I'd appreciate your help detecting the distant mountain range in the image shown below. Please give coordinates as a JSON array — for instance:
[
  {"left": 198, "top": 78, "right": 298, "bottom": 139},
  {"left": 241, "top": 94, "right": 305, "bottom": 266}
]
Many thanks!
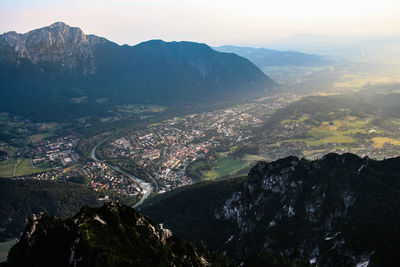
[
  {"left": 267, "top": 34, "right": 400, "bottom": 63},
  {"left": 143, "top": 153, "right": 400, "bottom": 266},
  {"left": 0, "top": 22, "right": 275, "bottom": 120},
  {"left": 215, "top": 45, "right": 334, "bottom": 68}
]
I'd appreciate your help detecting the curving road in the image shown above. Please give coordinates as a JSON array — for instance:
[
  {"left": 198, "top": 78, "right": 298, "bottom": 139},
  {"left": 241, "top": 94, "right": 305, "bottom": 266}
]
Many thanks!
[{"left": 90, "top": 141, "right": 156, "bottom": 207}]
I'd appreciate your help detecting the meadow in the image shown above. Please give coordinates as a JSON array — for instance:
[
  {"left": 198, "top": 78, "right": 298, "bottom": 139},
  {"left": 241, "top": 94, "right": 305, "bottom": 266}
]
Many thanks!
[
  {"left": 295, "top": 117, "right": 371, "bottom": 146},
  {"left": 242, "top": 154, "right": 265, "bottom": 162},
  {"left": 214, "top": 157, "right": 249, "bottom": 179},
  {"left": 0, "top": 158, "right": 47, "bottom": 178},
  {"left": 29, "top": 133, "right": 54, "bottom": 144},
  {"left": 371, "top": 137, "right": 400, "bottom": 148},
  {"left": 187, "top": 155, "right": 250, "bottom": 181}
]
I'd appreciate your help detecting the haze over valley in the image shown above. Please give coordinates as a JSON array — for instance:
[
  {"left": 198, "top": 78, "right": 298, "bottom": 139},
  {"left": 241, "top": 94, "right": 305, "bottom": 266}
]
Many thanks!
[{"left": 1, "top": 1, "right": 400, "bottom": 265}]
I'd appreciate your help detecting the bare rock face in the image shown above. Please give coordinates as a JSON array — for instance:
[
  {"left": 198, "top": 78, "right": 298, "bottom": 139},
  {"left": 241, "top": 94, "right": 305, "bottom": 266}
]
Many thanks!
[
  {"left": 2, "top": 31, "right": 28, "bottom": 57},
  {"left": 2, "top": 22, "right": 106, "bottom": 74},
  {"left": 140, "top": 153, "right": 400, "bottom": 266},
  {"left": 5, "top": 202, "right": 213, "bottom": 267},
  {"left": 212, "top": 153, "right": 400, "bottom": 266}
]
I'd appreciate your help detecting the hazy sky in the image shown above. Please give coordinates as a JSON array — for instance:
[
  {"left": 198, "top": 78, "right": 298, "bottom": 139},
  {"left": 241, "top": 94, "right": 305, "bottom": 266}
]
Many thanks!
[{"left": 1, "top": 0, "right": 399, "bottom": 46}]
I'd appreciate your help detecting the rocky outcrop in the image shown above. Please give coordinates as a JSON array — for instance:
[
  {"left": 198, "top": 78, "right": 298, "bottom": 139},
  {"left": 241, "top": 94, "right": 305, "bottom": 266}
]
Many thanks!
[
  {"left": 1, "top": 22, "right": 106, "bottom": 74},
  {"left": 215, "top": 153, "right": 400, "bottom": 266},
  {"left": 143, "top": 153, "right": 400, "bottom": 266},
  {"left": 4, "top": 202, "right": 213, "bottom": 267}
]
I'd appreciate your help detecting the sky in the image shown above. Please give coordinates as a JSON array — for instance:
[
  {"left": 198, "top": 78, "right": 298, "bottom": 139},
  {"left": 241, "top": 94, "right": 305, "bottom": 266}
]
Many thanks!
[{"left": 1, "top": 0, "right": 399, "bottom": 46}]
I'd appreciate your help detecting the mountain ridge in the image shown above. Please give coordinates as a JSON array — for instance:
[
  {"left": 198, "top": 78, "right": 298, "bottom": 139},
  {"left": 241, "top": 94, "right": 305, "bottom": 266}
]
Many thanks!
[
  {"left": 2, "top": 201, "right": 311, "bottom": 267},
  {"left": 215, "top": 45, "right": 334, "bottom": 68},
  {"left": 143, "top": 153, "right": 400, "bottom": 266},
  {"left": 0, "top": 22, "right": 275, "bottom": 120},
  {"left": 3, "top": 202, "right": 216, "bottom": 266}
]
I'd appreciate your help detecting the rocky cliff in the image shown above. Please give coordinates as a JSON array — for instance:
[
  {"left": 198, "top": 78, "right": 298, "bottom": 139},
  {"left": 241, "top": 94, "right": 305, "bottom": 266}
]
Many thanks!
[
  {"left": 4, "top": 202, "right": 222, "bottom": 266},
  {"left": 144, "top": 153, "right": 400, "bottom": 266}
]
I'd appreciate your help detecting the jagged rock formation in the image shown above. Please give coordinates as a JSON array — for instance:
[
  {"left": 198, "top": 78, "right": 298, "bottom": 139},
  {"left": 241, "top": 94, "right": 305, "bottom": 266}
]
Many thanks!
[
  {"left": 0, "top": 22, "right": 275, "bottom": 120},
  {"left": 4, "top": 202, "right": 218, "bottom": 267},
  {"left": 143, "top": 153, "right": 400, "bottom": 266},
  {"left": 2, "top": 22, "right": 105, "bottom": 74},
  {"left": 5, "top": 153, "right": 395, "bottom": 266}
]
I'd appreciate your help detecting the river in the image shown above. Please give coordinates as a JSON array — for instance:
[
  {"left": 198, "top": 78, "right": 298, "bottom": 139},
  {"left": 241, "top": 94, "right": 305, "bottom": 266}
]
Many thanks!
[{"left": 90, "top": 141, "right": 155, "bottom": 207}]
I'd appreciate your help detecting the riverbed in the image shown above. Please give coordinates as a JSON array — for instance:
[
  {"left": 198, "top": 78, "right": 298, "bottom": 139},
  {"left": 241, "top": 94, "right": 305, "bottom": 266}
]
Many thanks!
[{"left": 90, "top": 141, "right": 154, "bottom": 207}]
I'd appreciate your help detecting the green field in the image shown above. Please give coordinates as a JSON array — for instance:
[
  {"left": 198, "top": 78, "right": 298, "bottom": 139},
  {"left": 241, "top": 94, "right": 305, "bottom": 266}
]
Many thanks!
[
  {"left": 187, "top": 155, "right": 249, "bottom": 181},
  {"left": 0, "top": 113, "right": 9, "bottom": 122},
  {"left": 69, "top": 96, "right": 88, "bottom": 104},
  {"left": 29, "top": 133, "right": 54, "bottom": 144},
  {"left": 300, "top": 135, "right": 357, "bottom": 146},
  {"left": 242, "top": 154, "right": 265, "bottom": 162},
  {"left": 216, "top": 146, "right": 237, "bottom": 158},
  {"left": 100, "top": 117, "right": 114, "bottom": 123},
  {"left": 77, "top": 116, "right": 91, "bottom": 123},
  {"left": 147, "top": 123, "right": 162, "bottom": 128},
  {"left": 117, "top": 104, "right": 165, "bottom": 114},
  {"left": 296, "top": 117, "right": 371, "bottom": 146},
  {"left": 333, "top": 74, "right": 400, "bottom": 89},
  {"left": 96, "top": 97, "right": 109, "bottom": 104},
  {"left": 186, "top": 159, "right": 215, "bottom": 180},
  {"left": 39, "top": 122, "right": 60, "bottom": 131},
  {"left": 214, "top": 157, "right": 249, "bottom": 179},
  {"left": 0, "top": 158, "right": 48, "bottom": 178},
  {"left": 371, "top": 137, "right": 400, "bottom": 148},
  {"left": 0, "top": 238, "right": 17, "bottom": 262},
  {"left": 201, "top": 169, "right": 217, "bottom": 180}
]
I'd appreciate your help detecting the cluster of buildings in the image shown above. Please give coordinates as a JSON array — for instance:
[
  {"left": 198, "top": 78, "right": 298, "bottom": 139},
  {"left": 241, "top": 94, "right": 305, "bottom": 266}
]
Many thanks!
[
  {"left": 22, "top": 170, "right": 60, "bottom": 181},
  {"left": 79, "top": 162, "right": 141, "bottom": 197},
  {"left": 17, "top": 160, "right": 142, "bottom": 200},
  {"left": 15, "top": 94, "right": 298, "bottom": 199},
  {"left": 16, "top": 136, "right": 142, "bottom": 201},
  {"left": 9, "top": 91, "right": 400, "bottom": 208},
  {"left": 31, "top": 137, "right": 80, "bottom": 167},
  {"left": 100, "top": 100, "right": 287, "bottom": 191},
  {"left": 262, "top": 141, "right": 308, "bottom": 162}
]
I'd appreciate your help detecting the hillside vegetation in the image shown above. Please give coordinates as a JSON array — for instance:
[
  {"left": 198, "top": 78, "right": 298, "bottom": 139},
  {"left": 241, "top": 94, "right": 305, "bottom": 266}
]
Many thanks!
[{"left": 0, "top": 179, "right": 99, "bottom": 241}]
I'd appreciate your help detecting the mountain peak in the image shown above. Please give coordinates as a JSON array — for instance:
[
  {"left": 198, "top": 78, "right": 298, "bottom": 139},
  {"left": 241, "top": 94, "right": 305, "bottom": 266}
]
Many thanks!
[
  {"left": 49, "top": 21, "right": 69, "bottom": 28},
  {"left": 0, "top": 22, "right": 107, "bottom": 73},
  {"left": 0, "top": 23, "right": 275, "bottom": 119},
  {"left": 29, "top": 22, "right": 87, "bottom": 45},
  {"left": 5, "top": 202, "right": 217, "bottom": 266}
]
